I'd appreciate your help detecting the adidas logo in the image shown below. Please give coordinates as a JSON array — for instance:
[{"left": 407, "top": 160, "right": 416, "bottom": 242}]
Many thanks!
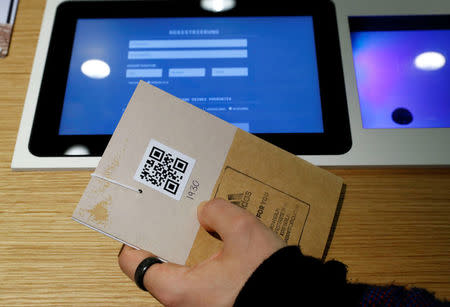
[{"left": 227, "top": 191, "right": 251, "bottom": 209}]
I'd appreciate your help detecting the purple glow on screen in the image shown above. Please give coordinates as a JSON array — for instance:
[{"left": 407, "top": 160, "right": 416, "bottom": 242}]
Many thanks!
[{"left": 351, "top": 30, "right": 450, "bottom": 129}]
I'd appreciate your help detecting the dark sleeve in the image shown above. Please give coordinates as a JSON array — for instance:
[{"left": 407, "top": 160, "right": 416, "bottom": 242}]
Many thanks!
[
  {"left": 234, "top": 246, "right": 448, "bottom": 307},
  {"left": 359, "top": 285, "right": 449, "bottom": 306}
]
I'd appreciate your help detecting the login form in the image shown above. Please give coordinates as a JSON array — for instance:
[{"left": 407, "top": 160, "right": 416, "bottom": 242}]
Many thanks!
[{"left": 60, "top": 17, "right": 324, "bottom": 135}]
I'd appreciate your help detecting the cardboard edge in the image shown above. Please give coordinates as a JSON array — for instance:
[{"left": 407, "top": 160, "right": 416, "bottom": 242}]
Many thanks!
[
  {"left": 321, "top": 183, "right": 346, "bottom": 261},
  {"left": 71, "top": 216, "right": 141, "bottom": 250}
]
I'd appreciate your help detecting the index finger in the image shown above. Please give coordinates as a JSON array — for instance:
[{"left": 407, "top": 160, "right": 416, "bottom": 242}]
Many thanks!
[{"left": 118, "top": 245, "right": 188, "bottom": 305}]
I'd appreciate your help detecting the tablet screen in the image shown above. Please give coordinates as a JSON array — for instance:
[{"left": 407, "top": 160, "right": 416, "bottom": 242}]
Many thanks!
[
  {"left": 30, "top": 0, "right": 351, "bottom": 156},
  {"left": 59, "top": 16, "right": 324, "bottom": 135},
  {"left": 350, "top": 17, "right": 450, "bottom": 129}
]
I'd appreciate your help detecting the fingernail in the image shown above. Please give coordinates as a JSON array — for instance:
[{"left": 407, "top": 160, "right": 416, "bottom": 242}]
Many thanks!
[{"left": 118, "top": 244, "right": 125, "bottom": 257}]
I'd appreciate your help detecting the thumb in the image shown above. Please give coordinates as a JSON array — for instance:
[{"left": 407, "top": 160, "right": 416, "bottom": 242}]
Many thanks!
[
  {"left": 197, "top": 198, "right": 255, "bottom": 243},
  {"left": 118, "top": 245, "right": 188, "bottom": 304}
]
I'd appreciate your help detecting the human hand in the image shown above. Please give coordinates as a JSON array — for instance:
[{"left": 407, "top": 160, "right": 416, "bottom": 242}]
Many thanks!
[{"left": 118, "top": 198, "right": 286, "bottom": 307}]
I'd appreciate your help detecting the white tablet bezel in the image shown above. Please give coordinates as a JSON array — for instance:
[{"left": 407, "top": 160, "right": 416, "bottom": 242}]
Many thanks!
[
  {"left": 12, "top": 0, "right": 101, "bottom": 170},
  {"left": 305, "top": 0, "right": 450, "bottom": 167},
  {"left": 11, "top": 0, "right": 450, "bottom": 170}
]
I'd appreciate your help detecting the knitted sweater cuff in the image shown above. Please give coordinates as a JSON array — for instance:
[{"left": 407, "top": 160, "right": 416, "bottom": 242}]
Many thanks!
[{"left": 234, "top": 246, "right": 365, "bottom": 306}]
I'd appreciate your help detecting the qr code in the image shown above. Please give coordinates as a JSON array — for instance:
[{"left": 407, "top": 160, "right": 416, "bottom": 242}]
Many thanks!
[{"left": 134, "top": 139, "right": 195, "bottom": 200}]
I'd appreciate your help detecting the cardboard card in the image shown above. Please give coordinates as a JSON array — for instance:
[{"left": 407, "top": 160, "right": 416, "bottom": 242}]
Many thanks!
[
  {"left": 0, "top": 0, "right": 18, "bottom": 57},
  {"left": 72, "top": 81, "right": 344, "bottom": 265}
]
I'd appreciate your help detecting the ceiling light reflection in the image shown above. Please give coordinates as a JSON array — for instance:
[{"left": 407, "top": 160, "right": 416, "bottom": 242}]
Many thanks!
[
  {"left": 414, "top": 51, "right": 446, "bottom": 71},
  {"left": 64, "top": 145, "right": 90, "bottom": 156},
  {"left": 81, "top": 59, "right": 111, "bottom": 79},
  {"left": 200, "top": 0, "right": 235, "bottom": 12}
]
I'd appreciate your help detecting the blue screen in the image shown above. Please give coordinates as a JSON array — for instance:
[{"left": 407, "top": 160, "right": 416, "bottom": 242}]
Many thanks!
[
  {"left": 351, "top": 29, "right": 450, "bottom": 129},
  {"left": 59, "top": 17, "right": 324, "bottom": 135}
]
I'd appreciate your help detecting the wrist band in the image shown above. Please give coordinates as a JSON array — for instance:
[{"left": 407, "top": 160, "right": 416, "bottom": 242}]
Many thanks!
[{"left": 134, "top": 257, "right": 163, "bottom": 292}]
